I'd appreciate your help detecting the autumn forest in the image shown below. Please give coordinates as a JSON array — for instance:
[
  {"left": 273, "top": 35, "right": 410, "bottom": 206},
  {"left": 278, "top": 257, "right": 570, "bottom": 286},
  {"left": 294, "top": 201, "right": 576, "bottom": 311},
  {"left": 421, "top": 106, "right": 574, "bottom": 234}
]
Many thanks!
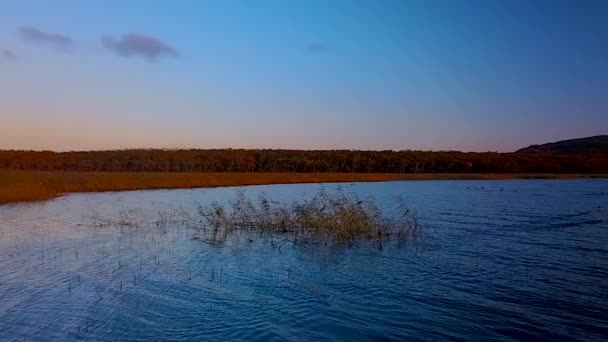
[{"left": 1, "top": 149, "right": 606, "bottom": 174}]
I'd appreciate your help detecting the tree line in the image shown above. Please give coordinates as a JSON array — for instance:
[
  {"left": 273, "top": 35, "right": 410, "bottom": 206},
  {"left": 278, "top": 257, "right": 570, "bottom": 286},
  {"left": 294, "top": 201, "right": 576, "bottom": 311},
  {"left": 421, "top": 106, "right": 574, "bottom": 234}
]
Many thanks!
[{"left": 0, "top": 149, "right": 605, "bottom": 173}]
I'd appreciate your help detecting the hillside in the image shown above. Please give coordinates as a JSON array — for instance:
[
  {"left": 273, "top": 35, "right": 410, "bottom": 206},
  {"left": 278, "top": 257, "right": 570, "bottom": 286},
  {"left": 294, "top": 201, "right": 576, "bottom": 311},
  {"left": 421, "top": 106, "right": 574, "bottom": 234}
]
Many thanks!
[{"left": 517, "top": 135, "right": 608, "bottom": 154}]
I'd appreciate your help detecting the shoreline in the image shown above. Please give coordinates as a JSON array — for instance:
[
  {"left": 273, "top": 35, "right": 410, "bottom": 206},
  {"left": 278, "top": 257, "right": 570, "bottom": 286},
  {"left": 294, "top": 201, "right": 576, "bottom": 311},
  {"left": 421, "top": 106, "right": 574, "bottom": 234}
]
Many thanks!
[{"left": 1, "top": 170, "right": 606, "bottom": 205}]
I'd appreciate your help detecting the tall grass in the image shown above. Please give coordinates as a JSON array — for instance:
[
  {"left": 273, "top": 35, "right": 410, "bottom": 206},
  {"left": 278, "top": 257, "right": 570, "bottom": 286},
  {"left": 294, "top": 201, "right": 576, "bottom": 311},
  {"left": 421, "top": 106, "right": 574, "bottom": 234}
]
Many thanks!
[
  {"left": 1, "top": 169, "right": 603, "bottom": 205},
  {"left": 0, "top": 170, "right": 409, "bottom": 205}
]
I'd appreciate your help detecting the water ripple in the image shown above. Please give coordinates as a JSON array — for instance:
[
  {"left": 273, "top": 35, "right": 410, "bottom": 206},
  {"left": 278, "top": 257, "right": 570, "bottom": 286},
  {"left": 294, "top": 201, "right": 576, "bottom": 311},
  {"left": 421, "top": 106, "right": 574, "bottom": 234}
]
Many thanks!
[{"left": 0, "top": 179, "right": 607, "bottom": 341}]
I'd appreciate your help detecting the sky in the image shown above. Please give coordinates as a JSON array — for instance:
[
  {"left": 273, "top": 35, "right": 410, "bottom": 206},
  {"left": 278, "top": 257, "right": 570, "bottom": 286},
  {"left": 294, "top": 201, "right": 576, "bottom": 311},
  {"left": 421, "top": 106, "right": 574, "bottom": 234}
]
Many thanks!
[{"left": 0, "top": 0, "right": 606, "bottom": 152}]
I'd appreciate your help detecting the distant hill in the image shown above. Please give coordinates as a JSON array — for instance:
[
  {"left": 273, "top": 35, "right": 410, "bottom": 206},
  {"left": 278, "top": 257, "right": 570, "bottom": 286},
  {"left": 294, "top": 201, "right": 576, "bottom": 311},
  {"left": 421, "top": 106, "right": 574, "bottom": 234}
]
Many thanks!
[{"left": 517, "top": 135, "right": 608, "bottom": 154}]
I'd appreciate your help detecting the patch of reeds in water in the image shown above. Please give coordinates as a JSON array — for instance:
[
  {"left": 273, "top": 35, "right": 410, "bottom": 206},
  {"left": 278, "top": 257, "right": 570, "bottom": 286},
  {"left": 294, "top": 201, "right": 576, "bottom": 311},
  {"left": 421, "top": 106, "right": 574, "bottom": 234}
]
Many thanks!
[
  {"left": 83, "top": 187, "right": 421, "bottom": 248},
  {"left": 190, "top": 189, "right": 421, "bottom": 246}
]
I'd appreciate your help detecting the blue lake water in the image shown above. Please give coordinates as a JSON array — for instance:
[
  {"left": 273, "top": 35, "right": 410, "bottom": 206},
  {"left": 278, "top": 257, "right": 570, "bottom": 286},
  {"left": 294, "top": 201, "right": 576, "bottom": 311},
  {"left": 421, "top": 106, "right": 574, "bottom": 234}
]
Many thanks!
[{"left": 1, "top": 179, "right": 607, "bottom": 341}]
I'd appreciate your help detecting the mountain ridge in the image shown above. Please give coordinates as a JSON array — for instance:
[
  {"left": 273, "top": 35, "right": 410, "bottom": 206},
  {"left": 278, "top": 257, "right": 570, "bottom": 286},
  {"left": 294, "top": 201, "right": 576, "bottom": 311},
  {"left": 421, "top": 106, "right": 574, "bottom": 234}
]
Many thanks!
[{"left": 517, "top": 135, "right": 608, "bottom": 154}]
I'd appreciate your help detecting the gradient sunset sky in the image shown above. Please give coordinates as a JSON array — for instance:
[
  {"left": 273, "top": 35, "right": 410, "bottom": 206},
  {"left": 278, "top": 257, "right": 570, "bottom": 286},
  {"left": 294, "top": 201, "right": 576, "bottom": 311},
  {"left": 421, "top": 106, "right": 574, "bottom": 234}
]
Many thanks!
[{"left": 1, "top": 0, "right": 606, "bottom": 152}]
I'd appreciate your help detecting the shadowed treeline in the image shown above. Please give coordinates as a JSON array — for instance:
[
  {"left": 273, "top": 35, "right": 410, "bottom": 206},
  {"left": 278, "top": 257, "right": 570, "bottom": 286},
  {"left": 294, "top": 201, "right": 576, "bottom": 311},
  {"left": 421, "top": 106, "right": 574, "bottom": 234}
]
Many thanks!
[{"left": 1, "top": 149, "right": 607, "bottom": 173}]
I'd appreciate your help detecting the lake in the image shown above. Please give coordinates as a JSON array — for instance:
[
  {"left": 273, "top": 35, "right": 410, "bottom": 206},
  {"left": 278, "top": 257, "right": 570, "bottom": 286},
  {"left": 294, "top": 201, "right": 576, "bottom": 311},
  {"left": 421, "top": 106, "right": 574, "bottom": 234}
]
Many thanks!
[{"left": 1, "top": 179, "right": 607, "bottom": 341}]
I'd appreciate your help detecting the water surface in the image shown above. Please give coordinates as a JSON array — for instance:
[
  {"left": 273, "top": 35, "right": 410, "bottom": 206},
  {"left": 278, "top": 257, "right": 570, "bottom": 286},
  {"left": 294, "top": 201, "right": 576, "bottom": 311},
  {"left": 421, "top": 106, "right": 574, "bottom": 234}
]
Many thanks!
[{"left": 1, "top": 179, "right": 607, "bottom": 341}]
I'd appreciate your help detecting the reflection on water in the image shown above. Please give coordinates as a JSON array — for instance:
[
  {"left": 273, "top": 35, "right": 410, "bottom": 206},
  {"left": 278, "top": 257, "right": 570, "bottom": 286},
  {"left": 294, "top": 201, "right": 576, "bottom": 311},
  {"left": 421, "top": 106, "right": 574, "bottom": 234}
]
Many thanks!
[{"left": 1, "top": 180, "right": 607, "bottom": 341}]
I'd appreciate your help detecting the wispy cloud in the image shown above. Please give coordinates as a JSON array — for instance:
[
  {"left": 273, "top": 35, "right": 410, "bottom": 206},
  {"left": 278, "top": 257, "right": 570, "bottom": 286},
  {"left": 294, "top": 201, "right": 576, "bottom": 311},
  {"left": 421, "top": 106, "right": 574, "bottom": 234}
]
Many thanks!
[
  {"left": 101, "top": 33, "right": 178, "bottom": 62},
  {"left": 18, "top": 26, "right": 76, "bottom": 50},
  {"left": 1, "top": 49, "right": 17, "bottom": 62},
  {"left": 307, "top": 42, "right": 331, "bottom": 53}
]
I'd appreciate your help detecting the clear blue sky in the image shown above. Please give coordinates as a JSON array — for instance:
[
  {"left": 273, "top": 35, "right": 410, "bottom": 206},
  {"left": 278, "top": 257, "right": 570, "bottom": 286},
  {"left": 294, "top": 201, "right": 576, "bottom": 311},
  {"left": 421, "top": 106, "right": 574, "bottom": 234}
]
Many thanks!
[{"left": 1, "top": 0, "right": 606, "bottom": 152}]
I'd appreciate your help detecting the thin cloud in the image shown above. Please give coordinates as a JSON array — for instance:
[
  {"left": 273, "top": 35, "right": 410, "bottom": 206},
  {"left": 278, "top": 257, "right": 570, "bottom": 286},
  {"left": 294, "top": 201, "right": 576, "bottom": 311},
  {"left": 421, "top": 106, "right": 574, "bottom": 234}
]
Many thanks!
[
  {"left": 1, "top": 49, "right": 17, "bottom": 62},
  {"left": 18, "top": 26, "right": 75, "bottom": 50},
  {"left": 101, "top": 33, "right": 178, "bottom": 62},
  {"left": 307, "top": 42, "right": 331, "bottom": 53}
]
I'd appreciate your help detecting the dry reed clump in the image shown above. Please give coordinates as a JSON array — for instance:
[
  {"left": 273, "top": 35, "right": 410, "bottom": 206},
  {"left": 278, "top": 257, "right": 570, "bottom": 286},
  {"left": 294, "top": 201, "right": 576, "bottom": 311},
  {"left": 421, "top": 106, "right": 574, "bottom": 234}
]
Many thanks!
[{"left": 189, "top": 189, "right": 421, "bottom": 246}]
